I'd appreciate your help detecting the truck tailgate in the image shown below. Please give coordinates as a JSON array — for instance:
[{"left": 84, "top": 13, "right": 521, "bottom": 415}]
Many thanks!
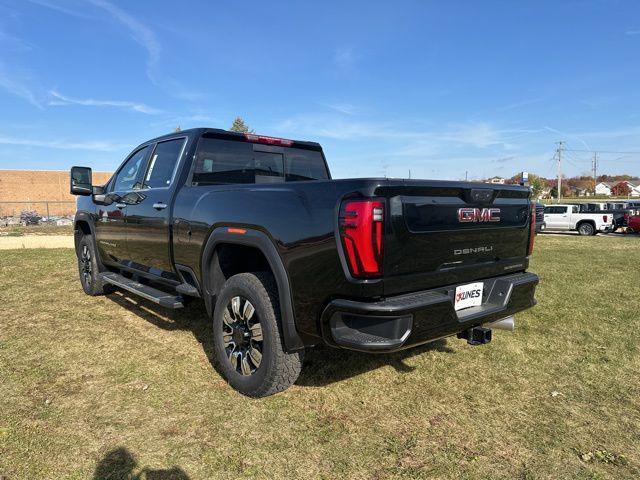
[{"left": 378, "top": 182, "right": 532, "bottom": 296}]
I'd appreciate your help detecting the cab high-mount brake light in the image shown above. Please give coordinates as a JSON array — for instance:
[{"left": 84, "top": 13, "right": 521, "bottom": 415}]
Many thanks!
[
  {"left": 339, "top": 199, "right": 384, "bottom": 278},
  {"left": 244, "top": 133, "right": 294, "bottom": 147}
]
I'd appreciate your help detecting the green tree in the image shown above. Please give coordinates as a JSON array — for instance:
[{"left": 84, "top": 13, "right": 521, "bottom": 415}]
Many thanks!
[
  {"left": 229, "top": 117, "right": 253, "bottom": 133},
  {"left": 528, "top": 174, "right": 546, "bottom": 198}
]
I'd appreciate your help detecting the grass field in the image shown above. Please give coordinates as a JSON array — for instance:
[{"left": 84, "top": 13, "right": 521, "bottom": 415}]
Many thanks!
[{"left": 1, "top": 235, "right": 639, "bottom": 479}]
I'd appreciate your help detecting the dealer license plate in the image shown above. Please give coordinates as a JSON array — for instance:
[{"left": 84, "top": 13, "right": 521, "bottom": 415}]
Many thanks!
[{"left": 454, "top": 282, "right": 484, "bottom": 311}]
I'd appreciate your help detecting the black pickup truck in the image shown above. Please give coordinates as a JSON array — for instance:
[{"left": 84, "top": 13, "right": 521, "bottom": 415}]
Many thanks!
[{"left": 70, "top": 128, "right": 539, "bottom": 397}]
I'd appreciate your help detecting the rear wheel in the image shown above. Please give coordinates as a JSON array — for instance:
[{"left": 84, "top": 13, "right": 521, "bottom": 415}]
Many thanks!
[
  {"left": 77, "top": 235, "right": 114, "bottom": 296},
  {"left": 212, "top": 272, "right": 303, "bottom": 397},
  {"left": 577, "top": 222, "right": 596, "bottom": 236}
]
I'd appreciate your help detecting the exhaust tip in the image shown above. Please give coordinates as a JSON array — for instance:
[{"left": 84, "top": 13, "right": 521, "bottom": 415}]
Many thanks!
[{"left": 485, "top": 315, "right": 515, "bottom": 331}]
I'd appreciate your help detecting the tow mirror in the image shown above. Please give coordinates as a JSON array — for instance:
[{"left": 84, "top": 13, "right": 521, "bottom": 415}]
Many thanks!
[{"left": 70, "top": 166, "right": 93, "bottom": 196}]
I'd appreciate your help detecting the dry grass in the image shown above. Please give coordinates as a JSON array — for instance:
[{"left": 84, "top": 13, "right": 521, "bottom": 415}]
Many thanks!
[
  {"left": 0, "top": 224, "right": 74, "bottom": 237},
  {"left": 1, "top": 235, "right": 639, "bottom": 479}
]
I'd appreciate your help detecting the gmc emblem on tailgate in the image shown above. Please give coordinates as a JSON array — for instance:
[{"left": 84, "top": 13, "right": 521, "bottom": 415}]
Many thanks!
[{"left": 457, "top": 207, "right": 501, "bottom": 223}]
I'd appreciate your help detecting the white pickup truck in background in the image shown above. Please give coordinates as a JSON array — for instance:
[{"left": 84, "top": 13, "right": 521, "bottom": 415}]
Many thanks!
[{"left": 543, "top": 204, "right": 613, "bottom": 235}]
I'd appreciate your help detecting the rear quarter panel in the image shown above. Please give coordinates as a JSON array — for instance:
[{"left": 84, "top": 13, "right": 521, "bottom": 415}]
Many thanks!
[{"left": 171, "top": 180, "right": 386, "bottom": 338}]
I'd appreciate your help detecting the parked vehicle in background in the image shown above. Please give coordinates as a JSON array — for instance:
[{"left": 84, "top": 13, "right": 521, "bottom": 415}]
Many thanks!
[
  {"left": 535, "top": 203, "right": 546, "bottom": 233},
  {"left": 580, "top": 202, "right": 609, "bottom": 212},
  {"left": 543, "top": 204, "right": 613, "bottom": 235},
  {"left": 628, "top": 214, "right": 640, "bottom": 233},
  {"left": 69, "top": 127, "right": 539, "bottom": 397},
  {"left": 605, "top": 201, "right": 640, "bottom": 231},
  {"left": 580, "top": 203, "right": 624, "bottom": 231}
]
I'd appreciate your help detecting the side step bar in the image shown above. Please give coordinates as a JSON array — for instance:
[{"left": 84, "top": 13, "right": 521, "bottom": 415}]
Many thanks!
[{"left": 100, "top": 272, "right": 184, "bottom": 309}]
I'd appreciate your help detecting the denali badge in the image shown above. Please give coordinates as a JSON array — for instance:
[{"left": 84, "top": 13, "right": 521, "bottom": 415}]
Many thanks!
[
  {"left": 454, "top": 246, "right": 494, "bottom": 255},
  {"left": 457, "top": 207, "right": 500, "bottom": 223}
]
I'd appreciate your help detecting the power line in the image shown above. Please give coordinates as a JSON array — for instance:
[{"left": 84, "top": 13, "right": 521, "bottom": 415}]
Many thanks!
[{"left": 565, "top": 148, "right": 640, "bottom": 155}]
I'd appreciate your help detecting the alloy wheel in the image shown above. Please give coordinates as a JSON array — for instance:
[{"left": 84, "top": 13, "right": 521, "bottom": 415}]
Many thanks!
[
  {"left": 222, "top": 296, "right": 263, "bottom": 376},
  {"left": 80, "top": 245, "right": 92, "bottom": 287}
]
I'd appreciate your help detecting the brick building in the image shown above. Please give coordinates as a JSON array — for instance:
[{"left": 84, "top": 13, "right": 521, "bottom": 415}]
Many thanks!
[{"left": 0, "top": 170, "right": 112, "bottom": 217}]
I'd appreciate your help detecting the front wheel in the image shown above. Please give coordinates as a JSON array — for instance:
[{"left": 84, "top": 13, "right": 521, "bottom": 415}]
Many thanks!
[
  {"left": 577, "top": 223, "right": 595, "bottom": 236},
  {"left": 212, "top": 272, "right": 303, "bottom": 397},
  {"left": 76, "top": 235, "right": 114, "bottom": 296}
]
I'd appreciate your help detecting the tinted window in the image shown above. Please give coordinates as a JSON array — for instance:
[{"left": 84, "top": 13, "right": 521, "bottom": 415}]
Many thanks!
[
  {"left": 143, "top": 138, "right": 185, "bottom": 188},
  {"left": 193, "top": 138, "right": 254, "bottom": 185},
  {"left": 285, "top": 148, "right": 329, "bottom": 181},
  {"left": 545, "top": 206, "right": 567, "bottom": 214},
  {"left": 193, "top": 137, "right": 329, "bottom": 185},
  {"left": 255, "top": 151, "right": 284, "bottom": 183},
  {"left": 113, "top": 146, "right": 149, "bottom": 192}
]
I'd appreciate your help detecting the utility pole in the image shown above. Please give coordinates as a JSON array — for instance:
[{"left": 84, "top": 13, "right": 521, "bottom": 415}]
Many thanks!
[
  {"left": 465, "top": 170, "right": 468, "bottom": 181},
  {"left": 556, "top": 141, "right": 564, "bottom": 203},
  {"left": 591, "top": 152, "right": 598, "bottom": 195}
]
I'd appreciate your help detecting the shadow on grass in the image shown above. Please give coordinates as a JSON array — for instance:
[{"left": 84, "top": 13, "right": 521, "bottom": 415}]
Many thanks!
[
  {"left": 107, "top": 292, "right": 454, "bottom": 388},
  {"left": 93, "top": 447, "right": 189, "bottom": 479}
]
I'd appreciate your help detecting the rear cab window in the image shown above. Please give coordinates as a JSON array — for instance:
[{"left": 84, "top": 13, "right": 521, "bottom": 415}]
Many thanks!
[{"left": 192, "top": 135, "right": 329, "bottom": 186}]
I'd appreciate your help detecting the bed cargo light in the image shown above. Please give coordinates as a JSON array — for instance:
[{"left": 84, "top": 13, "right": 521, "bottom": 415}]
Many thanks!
[{"left": 339, "top": 199, "right": 384, "bottom": 278}]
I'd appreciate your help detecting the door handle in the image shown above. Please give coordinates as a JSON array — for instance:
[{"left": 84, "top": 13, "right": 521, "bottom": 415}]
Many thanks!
[
  {"left": 153, "top": 202, "right": 168, "bottom": 210},
  {"left": 115, "top": 203, "right": 126, "bottom": 209}
]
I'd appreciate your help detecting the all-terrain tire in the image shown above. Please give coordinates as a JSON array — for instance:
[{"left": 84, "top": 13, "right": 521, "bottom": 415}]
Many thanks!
[
  {"left": 76, "top": 235, "right": 115, "bottom": 296},
  {"left": 212, "top": 272, "right": 304, "bottom": 397}
]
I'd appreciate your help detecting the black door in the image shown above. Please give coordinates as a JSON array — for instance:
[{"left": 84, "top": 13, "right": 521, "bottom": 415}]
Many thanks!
[
  {"left": 125, "top": 137, "right": 187, "bottom": 277},
  {"left": 94, "top": 145, "right": 150, "bottom": 266}
]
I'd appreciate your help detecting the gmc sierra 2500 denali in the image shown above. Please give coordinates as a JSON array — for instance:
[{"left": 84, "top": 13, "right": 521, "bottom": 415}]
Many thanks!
[{"left": 70, "top": 128, "right": 539, "bottom": 397}]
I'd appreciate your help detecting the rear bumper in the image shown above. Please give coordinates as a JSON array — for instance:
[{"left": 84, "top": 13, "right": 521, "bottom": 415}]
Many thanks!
[
  {"left": 535, "top": 221, "right": 546, "bottom": 233},
  {"left": 321, "top": 272, "right": 539, "bottom": 352}
]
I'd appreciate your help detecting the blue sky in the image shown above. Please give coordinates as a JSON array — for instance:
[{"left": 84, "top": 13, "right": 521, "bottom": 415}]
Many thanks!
[{"left": 1, "top": 0, "right": 640, "bottom": 180}]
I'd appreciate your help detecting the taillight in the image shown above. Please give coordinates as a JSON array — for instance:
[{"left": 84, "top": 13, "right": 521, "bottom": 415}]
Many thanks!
[
  {"left": 339, "top": 199, "right": 384, "bottom": 278},
  {"left": 603, "top": 215, "right": 608, "bottom": 223},
  {"left": 244, "top": 133, "right": 294, "bottom": 146},
  {"left": 527, "top": 203, "right": 536, "bottom": 256}
]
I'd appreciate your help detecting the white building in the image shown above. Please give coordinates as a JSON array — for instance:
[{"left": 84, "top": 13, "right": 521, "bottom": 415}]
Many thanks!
[
  {"left": 487, "top": 176, "right": 506, "bottom": 184},
  {"left": 595, "top": 180, "right": 640, "bottom": 197}
]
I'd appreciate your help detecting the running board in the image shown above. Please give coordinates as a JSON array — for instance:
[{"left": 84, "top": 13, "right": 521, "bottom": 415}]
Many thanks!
[{"left": 100, "top": 272, "right": 184, "bottom": 309}]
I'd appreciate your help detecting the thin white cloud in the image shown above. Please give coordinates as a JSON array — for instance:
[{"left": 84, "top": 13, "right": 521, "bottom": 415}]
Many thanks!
[
  {"left": 0, "top": 28, "right": 34, "bottom": 51},
  {"left": 0, "top": 64, "right": 42, "bottom": 108},
  {"left": 275, "top": 114, "right": 522, "bottom": 150},
  {"left": 87, "top": 0, "right": 203, "bottom": 101},
  {"left": 626, "top": 29, "right": 640, "bottom": 35},
  {"left": 87, "top": 0, "right": 160, "bottom": 79},
  {"left": 0, "top": 135, "right": 127, "bottom": 151},
  {"left": 49, "top": 90, "right": 162, "bottom": 114},
  {"left": 323, "top": 102, "right": 359, "bottom": 115},
  {"left": 29, "top": 0, "right": 202, "bottom": 101}
]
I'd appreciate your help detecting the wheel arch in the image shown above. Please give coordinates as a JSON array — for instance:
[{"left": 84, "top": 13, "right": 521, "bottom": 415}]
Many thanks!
[
  {"left": 576, "top": 219, "right": 596, "bottom": 231},
  {"left": 73, "top": 211, "right": 95, "bottom": 252},
  {"left": 201, "top": 227, "right": 304, "bottom": 352}
]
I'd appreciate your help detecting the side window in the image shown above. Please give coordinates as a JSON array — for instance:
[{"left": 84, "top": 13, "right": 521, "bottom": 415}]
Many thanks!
[
  {"left": 572, "top": 206, "right": 579, "bottom": 213},
  {"left": 143, "top": 138, "right": 186, "bottom": 189},
  {"left": 113, "top": 146, "right": 149, "bottom": 192},
  {"left": 544, "top": 207, "right": 552, "bottom": 214}
]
